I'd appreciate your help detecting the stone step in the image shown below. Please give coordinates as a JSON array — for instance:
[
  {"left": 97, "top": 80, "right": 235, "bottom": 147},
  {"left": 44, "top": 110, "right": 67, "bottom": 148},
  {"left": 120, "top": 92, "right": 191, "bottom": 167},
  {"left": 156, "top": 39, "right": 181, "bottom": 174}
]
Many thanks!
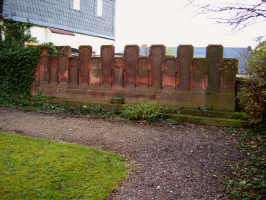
[
  {"left": 169, "top": 113, "right": 248, "bottom": 128},
  {"left": 174, "top": 109, "right": 248, "bottom": 120}
]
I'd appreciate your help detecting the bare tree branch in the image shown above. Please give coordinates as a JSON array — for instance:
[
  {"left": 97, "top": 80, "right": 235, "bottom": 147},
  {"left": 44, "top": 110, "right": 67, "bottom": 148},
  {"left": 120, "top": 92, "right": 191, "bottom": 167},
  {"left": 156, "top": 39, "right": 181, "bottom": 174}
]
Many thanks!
[{"left": 188, "top": 0, "right": 266, "bottom": 29}]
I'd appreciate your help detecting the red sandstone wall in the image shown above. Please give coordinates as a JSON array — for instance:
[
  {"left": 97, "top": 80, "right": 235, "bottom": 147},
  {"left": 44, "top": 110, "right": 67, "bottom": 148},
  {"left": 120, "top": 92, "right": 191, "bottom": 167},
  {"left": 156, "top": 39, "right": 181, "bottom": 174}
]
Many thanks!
[{"left": 32, "top": 45, "right": 238, "bottom": 111}]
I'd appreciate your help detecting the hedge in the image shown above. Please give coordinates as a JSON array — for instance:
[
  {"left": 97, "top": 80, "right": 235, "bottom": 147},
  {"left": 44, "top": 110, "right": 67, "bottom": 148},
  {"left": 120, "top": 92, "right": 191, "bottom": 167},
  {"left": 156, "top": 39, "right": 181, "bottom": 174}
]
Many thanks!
[{"left": 0, "top": 46, "right": 41, "bottom": 101}]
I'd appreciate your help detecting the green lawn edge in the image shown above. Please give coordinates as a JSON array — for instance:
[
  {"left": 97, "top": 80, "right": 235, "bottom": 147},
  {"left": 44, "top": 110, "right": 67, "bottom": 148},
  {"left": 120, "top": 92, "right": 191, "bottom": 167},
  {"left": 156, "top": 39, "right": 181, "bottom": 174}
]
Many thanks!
[{"left": 0, "top": 131, "right": 128, "bottom": 200}]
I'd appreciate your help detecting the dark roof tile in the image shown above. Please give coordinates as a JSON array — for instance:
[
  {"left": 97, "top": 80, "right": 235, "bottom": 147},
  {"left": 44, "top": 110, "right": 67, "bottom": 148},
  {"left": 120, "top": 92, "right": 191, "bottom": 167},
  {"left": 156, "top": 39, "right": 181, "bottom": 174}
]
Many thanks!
[{"left": 2, "top": 0, "right": 115, "bottom": 39}]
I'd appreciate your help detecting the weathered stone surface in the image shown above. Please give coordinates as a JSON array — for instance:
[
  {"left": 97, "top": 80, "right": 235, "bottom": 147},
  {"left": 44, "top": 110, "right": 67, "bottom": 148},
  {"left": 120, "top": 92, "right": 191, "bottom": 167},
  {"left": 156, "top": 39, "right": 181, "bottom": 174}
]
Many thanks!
[
  {"left": 33, "top": 44, "right": 238, "bottom": 111},
  {"left": 89, "top": 57, "right": 102, "bottom": 88},
  {"left": 69, "top": 57, "right": 79, "bottom": 87},
  {"left": 162, "top": 57, "right": 177, "bottom": 89},
  {"left": 177, "top": 45, "right": 193, "bottom": 91},
  {"left": 207, "top": 45, "right": 223, "bottom": 92},
  {"left": 57, "top": 46, "right": 72, "bottom": 57},
  {"left": 191, "top": 59, "right": 208, "bottom": 91},
  {"left": 220, "top": 59, "right": 238, "bottom": 94},
  {"left": 206, "top": 45, "right": 236, "bottom": 111},
  {"left": 125, "top": 45, "right": 139, "bottom": 87},
  {"left": 170, "top": 113, "right": 248, "bottom": 128},
  {"left": 111, "top": 58, "right": 126, "bottom": 88},
  {"left": 136, "top": 57, "right": 150, "bottom": 88},
  {"left": 58, "top": 57, "right": 69, "bottom": 84},
  {"left": 150, "top": 45, "right": 165, "bottom": 89},
  {"left": 79, "top": 46, "right": 92, "bottom": 87},
  {"left": 49, "top": 57, "right": 58, "bottom": 84},
  {"left": 39, "top": 48, "right": 49, "bottom": 83},
  {"left": 58, "top": 46, "right": 71, "bottom": 85},
  {"left": 101, "top": 45, "right": 114, "bottom": 87}
]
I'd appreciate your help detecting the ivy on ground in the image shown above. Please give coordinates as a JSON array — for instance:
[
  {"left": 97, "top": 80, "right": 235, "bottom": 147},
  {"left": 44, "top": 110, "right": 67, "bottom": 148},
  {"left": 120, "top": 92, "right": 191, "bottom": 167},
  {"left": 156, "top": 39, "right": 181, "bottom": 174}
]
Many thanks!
[{"left": 225, "top": 124, "right": 266, "bottom": 200}]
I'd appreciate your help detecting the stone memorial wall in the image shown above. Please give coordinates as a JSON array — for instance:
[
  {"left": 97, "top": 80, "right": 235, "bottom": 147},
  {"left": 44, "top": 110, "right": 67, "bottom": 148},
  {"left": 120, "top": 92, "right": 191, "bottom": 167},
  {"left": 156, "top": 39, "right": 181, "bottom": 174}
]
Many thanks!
[{"left": 32, "top": 44, "right": 238, "bottom": 111}]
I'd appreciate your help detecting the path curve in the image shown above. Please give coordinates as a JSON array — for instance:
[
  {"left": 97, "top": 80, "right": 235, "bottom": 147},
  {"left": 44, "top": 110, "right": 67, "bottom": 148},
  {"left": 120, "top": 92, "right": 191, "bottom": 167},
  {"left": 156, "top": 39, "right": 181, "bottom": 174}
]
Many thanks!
[{"left": 0, "top": 108, "right": 241, "bottom": 200}]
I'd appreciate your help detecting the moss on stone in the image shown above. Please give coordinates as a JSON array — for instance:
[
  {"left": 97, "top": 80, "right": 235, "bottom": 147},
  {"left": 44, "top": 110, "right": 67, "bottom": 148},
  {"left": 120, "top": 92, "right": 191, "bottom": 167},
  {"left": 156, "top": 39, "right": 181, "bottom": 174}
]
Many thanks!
[
  {"left": 177, "top": 109, "right": 248, "bottom": 120},
  {"left": 110, "top": 97, "right": 125, "bottom": 104},
  {"left": 30, "top": 96, "right": 249, "bottom": 127},
  {"left": 170, "top": 114, "right": 248, "bottom": 128}
]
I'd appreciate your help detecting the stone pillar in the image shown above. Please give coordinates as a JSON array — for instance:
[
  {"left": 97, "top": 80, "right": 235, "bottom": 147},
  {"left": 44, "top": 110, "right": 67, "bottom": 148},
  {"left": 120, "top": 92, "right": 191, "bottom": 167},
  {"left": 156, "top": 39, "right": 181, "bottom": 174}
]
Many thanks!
[
  {"left": 177, "top": 45, "right": 193, "bottom": 91},
  {"left": 124, "top": 45, "right": 139, "bottom": 88},
  {"left": 79, "top": 46, "right": 92, "bottom": 87},
  {"left": 220, "top": 59, "right": 238, "bottom": 94},
  {"left": 57, "top": 46, "right": 71, "bottom": 86},
  {"left": 49, "top": 57, "right": 58, "bottom": 85},
  {"left": 69, "top": 57, "right": 79, "bottom": 88},
  {"left": 190, "top": 59, "right": 208, "bottom": 91},
  {"left": 207, "top": 45, "right": 223, "bottom": 92},
  {"left": 101, "top": 45, "right": 114, "bottom": 88},
  {"left": 32, "top": 48, "right": 49, "bottom": 95},
  {"left": 136, "top": 57, "right": 150, "bottom": 88},
  {"left": 89, "top": 57, "right": 102, "bottom": 88},
  {"left": 39, "top": 47, "right": 50, "bottom": 84},
  {"left": 162, "top": 57, "right": 178, "bottom": 89},
  {"left": 206, "top": 45, "right": 224, "bottom": 110},
  {"left": 150, "top": 45, "right": 165, "bottom": 89},
  {"left": 111, "top": 58, "right": 126, "bottom": 88}
]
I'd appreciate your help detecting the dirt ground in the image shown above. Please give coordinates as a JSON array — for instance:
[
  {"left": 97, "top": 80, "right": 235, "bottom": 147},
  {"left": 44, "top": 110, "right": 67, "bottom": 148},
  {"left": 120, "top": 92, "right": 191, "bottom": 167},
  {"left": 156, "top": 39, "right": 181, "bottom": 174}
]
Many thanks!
[{"left": 0, "top": 107, "right": 242, "bottom": 200}]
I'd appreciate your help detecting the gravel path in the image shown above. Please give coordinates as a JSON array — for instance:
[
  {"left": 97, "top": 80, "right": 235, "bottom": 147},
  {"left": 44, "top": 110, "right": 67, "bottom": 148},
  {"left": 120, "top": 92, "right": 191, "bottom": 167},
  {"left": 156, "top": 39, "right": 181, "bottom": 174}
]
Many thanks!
[{"left": 0, "top": 108, "right": 242, "bottom": 200}]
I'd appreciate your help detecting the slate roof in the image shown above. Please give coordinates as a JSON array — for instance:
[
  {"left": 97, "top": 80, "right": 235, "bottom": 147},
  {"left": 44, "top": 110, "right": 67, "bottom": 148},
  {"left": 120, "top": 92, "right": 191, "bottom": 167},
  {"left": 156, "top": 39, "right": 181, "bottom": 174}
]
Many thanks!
[{"left": 1, "top": 0, "right": 115, "bottom": 40}]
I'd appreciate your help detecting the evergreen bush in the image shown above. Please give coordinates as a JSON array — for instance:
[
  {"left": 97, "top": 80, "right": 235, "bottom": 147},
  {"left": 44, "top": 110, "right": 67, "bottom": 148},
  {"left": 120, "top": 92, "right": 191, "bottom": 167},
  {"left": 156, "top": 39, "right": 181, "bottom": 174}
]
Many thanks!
[
  {"left": 0, "top": 20, "right": 57, "bottom": 104},
  {"left": 239, "top": 41, "right": 266, "bottom": 125}
]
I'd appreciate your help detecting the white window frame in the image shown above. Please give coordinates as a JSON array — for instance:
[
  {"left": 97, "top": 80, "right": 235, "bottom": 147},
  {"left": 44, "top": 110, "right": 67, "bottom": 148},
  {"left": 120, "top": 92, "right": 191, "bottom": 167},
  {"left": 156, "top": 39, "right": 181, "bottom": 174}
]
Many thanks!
[
  {"left": 97, "top": 0, "right": 103, "bottom": 17},
  {"left": 73, "top": 0, "right": 80, "bottom": 11}
]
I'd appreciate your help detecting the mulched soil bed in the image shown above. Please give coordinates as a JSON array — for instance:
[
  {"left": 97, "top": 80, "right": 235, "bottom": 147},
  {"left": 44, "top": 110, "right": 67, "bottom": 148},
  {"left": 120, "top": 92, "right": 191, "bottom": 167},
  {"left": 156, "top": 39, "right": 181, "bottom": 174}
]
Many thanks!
[{"left": 0, "top": 107, "right": 243, "bottom": 200}]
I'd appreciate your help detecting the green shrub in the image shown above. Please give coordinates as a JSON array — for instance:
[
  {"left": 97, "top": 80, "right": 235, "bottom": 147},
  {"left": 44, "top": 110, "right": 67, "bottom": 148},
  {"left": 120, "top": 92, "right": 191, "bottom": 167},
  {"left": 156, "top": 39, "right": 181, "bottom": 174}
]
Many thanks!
[
  {"left": 0, "top": 20, "right": 39, "bottom": 104},
  {"left": 239, "top": 41, "right": 266, "bottom": 125},
  {"left": 0, "top": 46, "right": 41, "bottom": 101},
  {"left": 0, "top": 20, "right": 36, "bottom": 49},
  {"left": 0, "top": 20, "right": 57, "bottom": 105},
  {"left": 122, "top": 101, "right": 166, "bottom": 122},
  {"left": 40, "top": 42, "right": 58, "bottom": 57}
]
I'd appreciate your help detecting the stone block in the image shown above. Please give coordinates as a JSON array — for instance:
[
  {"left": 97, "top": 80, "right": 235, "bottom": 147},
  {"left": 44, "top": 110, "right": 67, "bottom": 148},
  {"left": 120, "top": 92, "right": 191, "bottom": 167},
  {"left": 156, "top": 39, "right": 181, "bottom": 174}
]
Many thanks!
[
  {"left": 150, "top": 45, "right": 165, "bottom": 89},
  {"left": 177, "top": 45, "right": 193, "bottom": 91},
  {"left": 101, "top": 45, "right": 114, "bottom": 87}
]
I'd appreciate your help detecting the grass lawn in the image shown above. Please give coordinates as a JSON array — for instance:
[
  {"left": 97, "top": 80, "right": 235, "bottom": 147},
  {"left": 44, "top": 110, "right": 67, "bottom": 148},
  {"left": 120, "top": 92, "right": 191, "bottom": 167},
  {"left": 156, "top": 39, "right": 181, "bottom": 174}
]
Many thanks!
[{"left": 0, "top": 131, "right": 128, "bottom": 200}]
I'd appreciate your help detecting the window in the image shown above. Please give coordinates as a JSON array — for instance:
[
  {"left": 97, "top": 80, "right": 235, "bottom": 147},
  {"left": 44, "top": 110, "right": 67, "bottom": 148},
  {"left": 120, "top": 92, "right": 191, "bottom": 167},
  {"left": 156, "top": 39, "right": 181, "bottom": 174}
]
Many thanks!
[
  {"left": 73, "top": 0, "right": 80, "bottom": 11},
  {"left": 97, "top": 0, "right": 103, "bottom": 16}
]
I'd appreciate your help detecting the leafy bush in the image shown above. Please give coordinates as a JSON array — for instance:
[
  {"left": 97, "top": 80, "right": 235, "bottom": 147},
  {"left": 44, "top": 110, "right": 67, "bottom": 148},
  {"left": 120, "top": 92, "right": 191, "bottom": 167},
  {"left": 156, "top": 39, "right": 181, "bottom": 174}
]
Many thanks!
[
  {"left": 239, "top": 41, "right": 266, "bottom": 125},
  {"left": 0, "top": 20, "right": 39, "bottom": 104},
  {"left": 0, "top": 20, "right": 36, "bottom": 49},
  {"left": 40, "top": 42, "right": 58, "bottom": 57},
  {"left": 122, "top": 101, "right": 166, "bottom": 122},
  {"left": 0, "top": 20, "right": 58, "bottom": 105},
  {"left": 0, "top": 46, "right": 41, "bottom": 101}
]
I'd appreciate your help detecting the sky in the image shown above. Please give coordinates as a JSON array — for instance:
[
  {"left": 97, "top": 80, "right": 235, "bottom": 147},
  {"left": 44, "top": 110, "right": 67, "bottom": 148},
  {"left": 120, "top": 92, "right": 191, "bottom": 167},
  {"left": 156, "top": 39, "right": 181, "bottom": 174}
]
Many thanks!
[{"left": 114, "top": 0, "right": 266, "bottom": 49}]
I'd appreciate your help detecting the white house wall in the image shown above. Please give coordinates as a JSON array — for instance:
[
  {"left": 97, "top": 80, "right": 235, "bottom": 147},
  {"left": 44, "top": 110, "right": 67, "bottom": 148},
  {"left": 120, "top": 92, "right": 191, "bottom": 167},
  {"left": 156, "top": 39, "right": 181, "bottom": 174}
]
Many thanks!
[
  {"left": 30, "top": 26, "right": 49, "bottom": 44},
  {"left": 30, "top": 25, "right": 114, "bottom": 54}
]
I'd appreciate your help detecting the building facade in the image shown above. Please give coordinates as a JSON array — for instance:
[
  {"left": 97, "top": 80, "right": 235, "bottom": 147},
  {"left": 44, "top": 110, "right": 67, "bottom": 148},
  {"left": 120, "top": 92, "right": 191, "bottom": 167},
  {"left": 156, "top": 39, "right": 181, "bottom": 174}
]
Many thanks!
[{"left": 0, "top": 0, "right": 116, "bottom": 53}]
